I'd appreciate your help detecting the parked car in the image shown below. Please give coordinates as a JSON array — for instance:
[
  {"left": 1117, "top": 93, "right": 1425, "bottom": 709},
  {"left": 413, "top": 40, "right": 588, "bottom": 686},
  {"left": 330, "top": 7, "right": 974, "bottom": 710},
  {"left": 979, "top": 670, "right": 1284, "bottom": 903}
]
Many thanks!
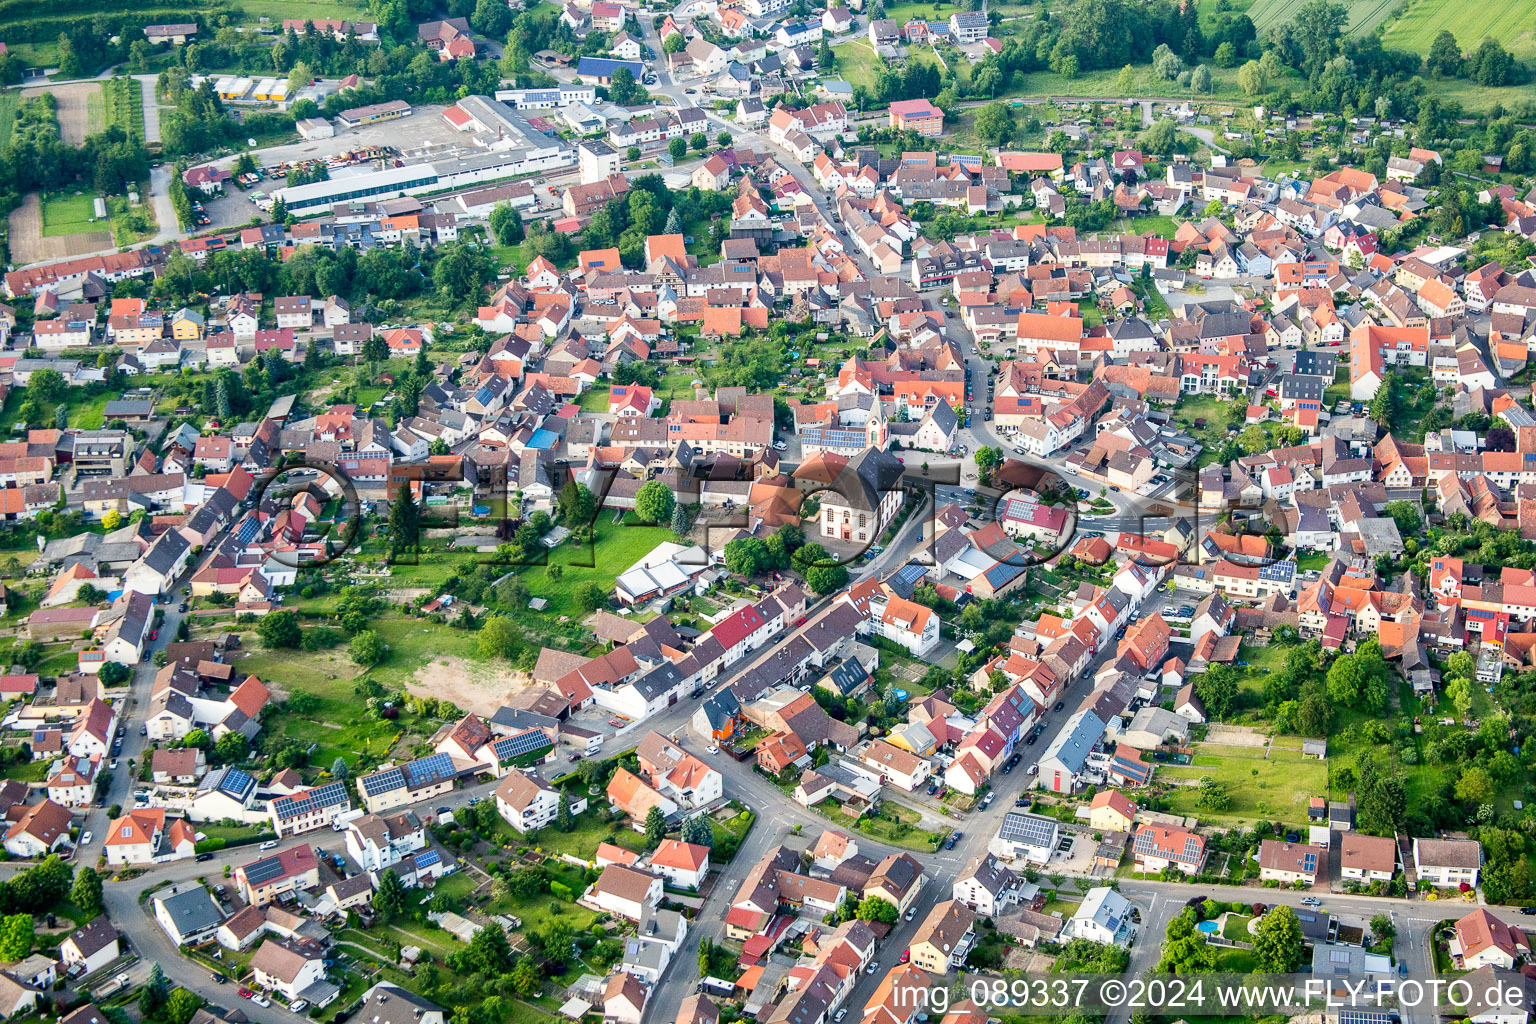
[
  {"left": 1300, "top": 896, "right": 1322, "bottom": 906},
  {"left": 197, "top": 853, "right": 214, "bottom": 862},
  {"left": 238, "top": 989, "right": 252, "bottom": 1000},
  {"left": 899, "top": 949, "right": 910, "bottom": 964},
  {"left": 210, "top": 974, "right": 225, "bottom": 984},
  {"left": 80, "top": 831, "right": 93, "bottom": 845},
  {"left": 291, "top": 1002, "right": 308, "bottom": 1015},
  {"left": 904, "top": 907, "right": 917, "bottom": 921},
  {"left": 251, "top": 995, "right": 270, "bottom": 1008},
  {"left": 259, "top": 840, "right": 279, "bottom": 851},
  {"left": 705, "top": 745, "right": 719, "bottom": 754},
  {"left": 1053, "top": 701, "right": 1065, "bottom": 712}
]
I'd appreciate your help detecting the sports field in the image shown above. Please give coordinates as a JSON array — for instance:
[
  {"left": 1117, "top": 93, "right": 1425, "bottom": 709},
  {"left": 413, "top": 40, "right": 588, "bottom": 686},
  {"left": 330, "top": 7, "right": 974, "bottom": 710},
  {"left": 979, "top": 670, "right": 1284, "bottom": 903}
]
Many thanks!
[
  {"left": 1380, "top": 0, "right": 1536, "bottom": 57},
  {"left": 40, "top": 192, "right": 101, "bottom": 237},
  {"left": 1247, "top": 0, "right": 1400, "bottom": 35}
]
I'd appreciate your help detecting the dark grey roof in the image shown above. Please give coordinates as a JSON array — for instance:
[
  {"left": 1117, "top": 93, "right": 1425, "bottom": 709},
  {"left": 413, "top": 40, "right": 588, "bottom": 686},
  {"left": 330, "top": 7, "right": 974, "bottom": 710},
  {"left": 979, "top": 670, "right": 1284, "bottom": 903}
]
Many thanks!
[
  {"left": 354, "top": 985, "right": 444, "bottom": 1024},
  {"left": 156, "top": 885, "right": 224, "bottom": 937},
  {"left": 142, "top": 529, "right": 191, "bottom": 576}
]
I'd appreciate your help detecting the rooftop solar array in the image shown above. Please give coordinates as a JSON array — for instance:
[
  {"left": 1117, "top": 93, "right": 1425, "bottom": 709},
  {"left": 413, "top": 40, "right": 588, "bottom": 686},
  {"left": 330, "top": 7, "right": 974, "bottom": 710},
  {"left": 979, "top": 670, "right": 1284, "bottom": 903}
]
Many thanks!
[
  {"left": 997, "top": 811, "right": 1056, "bottom": 848},
  {"left": 242, "top": 853, "right": 287, "bottom": 885},
  {"left": 273, "top": 781, "right": 350, "bottom": 820},
  {"left": 220, "top": 768, "right": 256, "bottom": 798},
  {"left": 403, "top": 752, "right": 456, "bottom": 787},
  {"left": 493, "top": 729, "right": 553, "bottom": 762},
  {"left": 359, "top": 766, "right": 405, "bottom": 797}
]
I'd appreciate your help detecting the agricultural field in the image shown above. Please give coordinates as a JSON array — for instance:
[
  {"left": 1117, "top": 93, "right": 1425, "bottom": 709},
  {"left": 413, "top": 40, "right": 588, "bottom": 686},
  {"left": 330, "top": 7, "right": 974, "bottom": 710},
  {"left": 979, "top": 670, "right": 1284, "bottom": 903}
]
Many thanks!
[
  {"left": 1381, "top": 0, "right": 1536, "bottom": 58},
  {"left": 0, "top": 89, "right": 19, "bottom": 154},
  {"left": 40, "top": 191, "right": 101, "bottom": 236},
  {"left": 1247, "top": 0, "right": 1400, "bottom": 35},
  {"left": 234, "top": 0, "right": 371, "bottom": 26},
  {"left": 101, "top": 77, "right": 145, "bottom": 141}
]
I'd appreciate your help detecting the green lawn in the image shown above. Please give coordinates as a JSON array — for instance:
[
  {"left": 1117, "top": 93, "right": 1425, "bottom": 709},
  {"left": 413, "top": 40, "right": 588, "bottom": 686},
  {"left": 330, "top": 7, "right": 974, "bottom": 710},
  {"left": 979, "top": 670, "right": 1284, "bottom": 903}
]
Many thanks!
[
  {"left": 40, "top": 192, "right": 103, "bottom": 237},
  {"left": 831, "top": 40, "right": 942, "bottom": 91},
  {"left": 234, "top": 0, "right": 369, "bottom": 26},
  {"left": 1381, "top": 0, "right": 1536, "bottom": 57},
  {"left": 1296, "top": 551, "right": 1331, "bottom": 571},
  {"left": 575, "top": 389, "right": 610, "bottom": 412},
  {"left": 1123, "top": 214, "right": 1184, "bottom": 239},
  {"left": 1248, "top": 0, "right": 1400, "bottom": 34},
  {"left": 512, "top": 805, "right": 628, "bottom": 862},
  {"left": 510, "top": 521, "right": 677, "bottom": 619},
  {"left": 1222, "top": 913, "right": 1254, "bottom": 943},
  {"left": 1158, "top": 746, "right": 1327, "bottom": 827}
]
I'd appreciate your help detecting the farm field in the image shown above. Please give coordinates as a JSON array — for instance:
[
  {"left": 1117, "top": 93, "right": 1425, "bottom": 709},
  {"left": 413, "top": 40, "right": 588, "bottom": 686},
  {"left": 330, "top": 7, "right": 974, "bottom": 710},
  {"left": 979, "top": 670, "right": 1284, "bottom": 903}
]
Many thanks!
[
  {"left": 0, "top": 90, "right": 17, "bottom": 154},
  {"left": 40, "top": 192, "right": 101, "bottom": 237},
  {"left": 1381, "top": 0, "right": 1536, "bottom": 57},
  {"left": 234, "top": 0, "right": 370, "bottom": 25},
  {"left": 102, "top": 77, "right": 146, "bottom": 141},
  {"left": 1248, "top": 0, "right": 1400, "bottom": 35}
]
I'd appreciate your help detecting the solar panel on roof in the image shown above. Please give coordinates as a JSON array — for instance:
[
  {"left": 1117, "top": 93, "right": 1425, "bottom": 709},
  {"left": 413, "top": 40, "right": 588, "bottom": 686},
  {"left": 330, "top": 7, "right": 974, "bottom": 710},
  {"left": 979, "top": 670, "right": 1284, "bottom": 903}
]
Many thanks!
[
  {"left": 404, "top": 752, "right": 456, "bottom": 786},
  {"left": 494, "top": 730, "right": 552, "bottom": 760},
  {"left": 414, "top": 849, "right": 440, "bottom": 868},
  {"left": 360, "top": 767, "right": 405, "bottom": 796},
  {"left": 221, "top": 769, "right": 255, "bottom": 796},
  {"left": 242, "top": 854, "right": 287, "bottom": 885}
]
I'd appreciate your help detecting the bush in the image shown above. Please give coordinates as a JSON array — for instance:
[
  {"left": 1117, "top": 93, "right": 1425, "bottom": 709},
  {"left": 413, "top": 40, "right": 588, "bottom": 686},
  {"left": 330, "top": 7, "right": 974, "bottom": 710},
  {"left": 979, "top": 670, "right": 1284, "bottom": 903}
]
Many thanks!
[
  {"left": 194, "top": 838, "right": 227, "bottom": 854},
  {"left": 549, "top": 881, "right": 573, "bottom": 899}
]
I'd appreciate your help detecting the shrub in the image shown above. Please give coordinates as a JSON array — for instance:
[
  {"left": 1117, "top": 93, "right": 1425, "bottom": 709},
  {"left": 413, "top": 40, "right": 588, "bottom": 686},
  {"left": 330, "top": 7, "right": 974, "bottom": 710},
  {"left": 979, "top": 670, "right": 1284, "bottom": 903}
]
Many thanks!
[{"left": 550, "top": 881, "right": 574, "bottom": 899}]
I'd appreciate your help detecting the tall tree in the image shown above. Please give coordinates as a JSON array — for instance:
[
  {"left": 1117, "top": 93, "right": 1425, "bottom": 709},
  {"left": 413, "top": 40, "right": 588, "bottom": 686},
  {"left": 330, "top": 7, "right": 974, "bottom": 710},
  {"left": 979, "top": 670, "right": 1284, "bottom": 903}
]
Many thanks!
[
  {"left": 387, "top": 491, "right": 420, "bottom": 555},
  {"left": 1253, "top": 905, "right": 1304, "bottom": 972},
  {"left": 71, "top": 866, "right": 104, "bottom": 917}
]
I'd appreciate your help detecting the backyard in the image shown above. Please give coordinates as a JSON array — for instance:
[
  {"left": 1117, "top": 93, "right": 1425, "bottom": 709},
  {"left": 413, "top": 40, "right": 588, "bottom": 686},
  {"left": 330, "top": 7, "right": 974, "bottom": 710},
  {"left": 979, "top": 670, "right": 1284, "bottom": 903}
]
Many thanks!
[{"left": 1156, "top": 743, "right": 1328, "bottom": 826}]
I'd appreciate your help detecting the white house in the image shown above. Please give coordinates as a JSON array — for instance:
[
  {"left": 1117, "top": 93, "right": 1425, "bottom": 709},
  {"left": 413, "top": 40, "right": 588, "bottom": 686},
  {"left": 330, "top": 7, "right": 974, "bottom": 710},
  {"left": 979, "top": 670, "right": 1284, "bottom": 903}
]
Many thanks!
[
  {"left": 250, "top": 939, "right": 327, "bottom": 1002},
  {"left": 344, "top": 811, "right": 428, "bottom": 872},
  {"left": 494, "top": 772, "right": 561, "bottom": 834},
  {"left": 59, "top": 917, "right": 121, "bottom": 977},
  {"left": 1063, "top": 887, "right": 1137, "bottom": 946},
  {"left": 951, "top": 853, "right": 1016, "bottom": 916},
  {"left": 647, "top": 839, "right": 709, "bottom": 889},
  {"left": 585, "top": 864, "right": 663, "bottom": 921},
  {"left": 871, "top": 595, "right": 940, "bottom": 657},
  {"left": 152, "top": 884, "right": 226, "bottom": 946}
]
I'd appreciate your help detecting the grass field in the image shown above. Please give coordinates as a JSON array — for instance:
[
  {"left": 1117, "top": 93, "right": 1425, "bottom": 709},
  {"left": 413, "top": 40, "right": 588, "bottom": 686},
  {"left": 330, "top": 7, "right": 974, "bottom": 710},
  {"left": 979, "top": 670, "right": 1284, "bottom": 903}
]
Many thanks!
[
  {"left": 831, "top": 40, "right": 943, "bottom": 91},
  {"left": 40, "top": 192, "right": 103, "bottom": 237},
  {"left": 510, "top": 521, "right": 677, "bottom": 618},
  {"left": 1248, "top": 0, "right": 1401, "bottom": 34},
  {"left": 0, "top": 90, "right": 18, "bottom": 155},
  {"left": 1382, "top": 0, "right": 1536, "bottom": 56},
  {"left": 1158, "top": 745, "right": 1327, "bottom": 827},
  {"left": 102, "top": 78, "right": 146, "bottom": 141},
  {"left": 234, "top": 0, "right": 370, "bottom": 25}
]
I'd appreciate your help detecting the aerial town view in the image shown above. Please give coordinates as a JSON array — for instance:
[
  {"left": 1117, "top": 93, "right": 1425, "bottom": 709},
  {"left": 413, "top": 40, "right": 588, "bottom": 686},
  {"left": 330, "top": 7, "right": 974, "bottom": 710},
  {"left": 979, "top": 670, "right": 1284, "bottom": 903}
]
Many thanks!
[{"left": 2, "top": 0, "right": 1536, "bottom": 1022}]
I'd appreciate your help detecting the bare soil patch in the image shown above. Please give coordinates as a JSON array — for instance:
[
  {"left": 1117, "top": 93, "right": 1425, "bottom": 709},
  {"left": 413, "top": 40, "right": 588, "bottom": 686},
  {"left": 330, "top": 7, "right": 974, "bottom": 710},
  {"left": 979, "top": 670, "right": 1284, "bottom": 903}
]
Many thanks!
[
  {"left": 1202, "top": 724, "right": 1270, "bottom": 748},
  {"left": 23, "top": 81, "right": 102, "bottom": 145},
  {"left": 403, "top": 655, "right": 530, "bottom": 717},
  {"left": 7, "top": 192, "right": 111, "bottom": 264}
]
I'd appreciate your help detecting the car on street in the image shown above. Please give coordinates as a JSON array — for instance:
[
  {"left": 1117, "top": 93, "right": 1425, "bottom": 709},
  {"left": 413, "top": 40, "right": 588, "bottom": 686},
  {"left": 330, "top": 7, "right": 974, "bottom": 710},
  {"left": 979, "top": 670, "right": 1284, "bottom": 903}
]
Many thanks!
[
  {"left": 1300, "top": 897, "right": 1321, "bottom": 906},
  {"left": 179, "top": 603, "right": 187, "bottom": 612},
  {"left": 291, "top": 1001, "right": 309, "bottom": 1014},
  {"left": 835, "top": 1011, "right": 848, "bottom": 1023},
  {"left": 1522, "top": 907, "right": 1536, "bottom": 915},
  {"left": 259, "top": 840, "right": 279, "bottom": 850},
  {"left": 80, "top": 831, "right": 93, "bottom": 845},
  {"left": 772, "top": 440, "right": 787, "bottom": 451},
  {"left": 197, "top": 853, "right": 214, "bottom": 862},
  {"left": 943, "top": 832, "right": 959, "bottom": 850},
  {"left": 1013, "top": 446, "right": 1026, "bottom": 455},
  {"left": 981, "top": 792, "right": 994, "bottom": 808},
  {"left": 899, "top": 949, "right": 910, "bottom": 964},
  {"left": 866, "top": 964, "right": 878, "bottom": 975},
  {"left": 568, "top": 753, "right": 582, "bottom": 762},
  {"left": 904, "top": 907, "right": 917, "bottom": 921},
  {"left": 251, "top": 995, "right": 270, "bottom": 1008},
  {"left": 210, "top": 974, "right": 225, "bottom": 984},
  {"left": 705, "top": 745, "right": 719, "bottom": 754},
  {"left": 1053, "top": 701, "right": 1065, "bottom": 712},
  {"left": 1025, "top": 733, "right": 1038, "bottom": 745},
  {"left": 238, "top": 989, "right": 251, "bottom": 999},
  {"left": 109, "top": 758, "right": 118, "bottom": 770}
]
